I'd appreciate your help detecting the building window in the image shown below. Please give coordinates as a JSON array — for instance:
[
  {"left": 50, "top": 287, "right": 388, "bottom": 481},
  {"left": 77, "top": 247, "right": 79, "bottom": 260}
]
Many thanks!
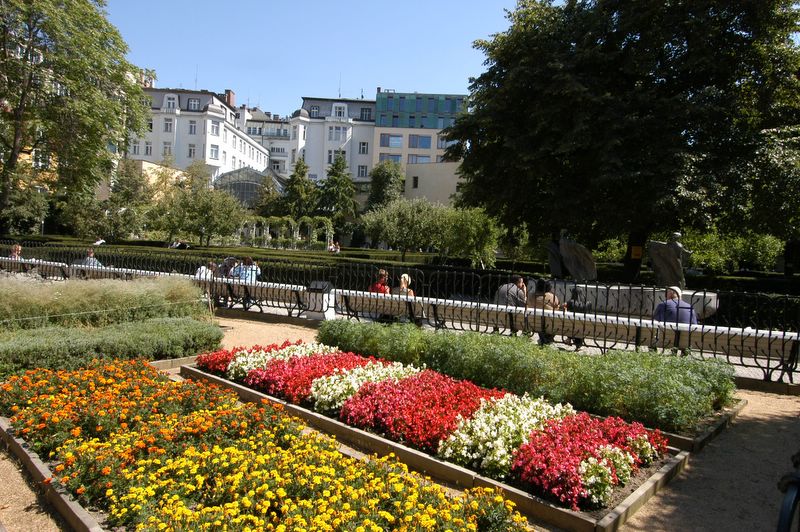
[
  {"left": 379, "top": 153, "right": 402, "bottom": 163},
  {"left": 357, "top": 165, "right": 368, "bottom": 177},
  {"left": 309, "top": 174, "right": 317, "bottom": 180},
  {"left": 210, "top": 144, "right": 219, "bottom": 159},
  {"left": 163, "top": 118, "right": 173, "bottom": 133},
  {"left": 309, "top": 105, "right": 320, "bottom": 118},
  {"left": 408, "top": 154, "right": 431, "bottom": 164},
  {"left": 239, "top": 138, "right": 244, "bottom": 152},
  {"left": 412, "top": 176, "right": 419, "bottom": 189},
  {"left": 131, "top": 141, "right": 140, "bottom": 155},
  {"left": 409, "top": 135, "right": 432, "bottom": 149},
  {"left": 292, "top": 125, "right": 298, "bottom": 140},
  {"left": 211, "top": 120, "right": 220, "bottom": 136},
  {"left": 437, "top": 117, "right": 445, "bottom": 129},
  {"left": 328, "top": 149, "right": 346, "bottom": 163},
  {"left": 302, "top": 126, "right": 306, "bottom": 140},
  {"left": 232, "top": 156, "right": 236, "bottom": 167},
  {"left": 392, "top": 115, "right": 399, "bottom": 127},
  {"left": 189, "top": 120, "right": 197, "bottom": 135},
  {"left": 145, "top": 141, "right": 152, "bottom": 155},
  {"left": 166, "top": 96, "right": 176, "bottom": 109},
  {"left": 291, "top": 149, "right": 296, "bottom": 163},
  {"left": 358, "top": 141, "right": 368, "bottom": 155},
  {"left": 328, "top": 126, "right": 348, "bottom": 141},
  {"left": 188, "top": 144, "right": 196, "bottom": 158},
  {"left": 409, "top": 115, "right": 416, "bottom": 128},
  {"left": 333, "top": 104, "right": 346, "bottom": 118},
  {"left": 162, "top": 141, "right": 172, "bottom": 156},
  {"left": 360, "top": 107, "right": 372, "bottom": 121},
  {"left": 147, "top": 119, "right": 153, "bottom": 132},
  {"left": 188, "top": 97, "right": 200, "bottom": 110},
  {"left": 437, "top": 135, "right": 456, "bottom": 149},
  {"left": 272, "top": 161, "right": 281, "bottom": 171},
  {"left": 222, "top": 150, "right": 226, "bottom": 164},
  {"left": 33, "top": 149, "right": 50, "bottom": 169},
  {"left": 223, "top": 129, "right": 228, "bottom": 142},
  {"left": 415, "top": 98, "right": 423, "bottom": 112},
  {"left": 379, "top": 134, "right": 403, "bottom": 148}
]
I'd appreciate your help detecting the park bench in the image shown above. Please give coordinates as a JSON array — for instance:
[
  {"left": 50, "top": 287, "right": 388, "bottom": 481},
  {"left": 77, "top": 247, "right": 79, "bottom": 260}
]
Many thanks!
[
  {"left": 68, "top": 264, "right": 164, "bottom": 281},
  {"left": 336, "top": 290, "right": 427, "bottom": 324},
  {"left": 0, "top": 257, "right": 70, "bottom": 279},
  {"left": 193, "top": 276, "right": 309, "bottom": 317}
]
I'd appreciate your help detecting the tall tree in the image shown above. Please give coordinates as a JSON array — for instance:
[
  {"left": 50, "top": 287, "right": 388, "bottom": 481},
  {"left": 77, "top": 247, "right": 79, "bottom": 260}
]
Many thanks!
[
  {"left": 447, "top": 0, "right": 800, "bottom": 280},
  {"left": 0, "top": 0, "right": 148, "bottom": 234},
  {"left": 365, "top": 160, "right": 404, "bottom": 212},
  {"left": 318, "top": 154, "right": 357, "bottom": 237},
  {"left": 282, "top": 158, "right": 317, "bottom": 219}
]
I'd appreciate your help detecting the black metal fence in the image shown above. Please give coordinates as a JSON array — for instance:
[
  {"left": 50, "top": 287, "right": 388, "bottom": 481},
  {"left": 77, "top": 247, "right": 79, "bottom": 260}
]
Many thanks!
[{"left": 2, "top": 241, "right": 799, "bottom": 382}]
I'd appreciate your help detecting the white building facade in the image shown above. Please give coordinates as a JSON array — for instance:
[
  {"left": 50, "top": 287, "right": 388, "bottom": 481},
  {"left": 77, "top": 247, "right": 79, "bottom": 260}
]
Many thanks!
[{"left": 128, "top": 88, "right": 270, "bottom": 181}]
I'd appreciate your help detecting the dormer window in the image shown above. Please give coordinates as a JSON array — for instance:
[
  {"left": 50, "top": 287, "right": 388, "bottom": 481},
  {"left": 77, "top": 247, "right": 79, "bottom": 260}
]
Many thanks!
[
  {"left": 310, "top": 105, "right": 320, "bottom": 118},
  {"left": 166, "top": 95, "right": 176, "bottom": 109},
  {"left": 333, "top": 104, "right": 346, "bottom": 118},
  {"left": 188, "top": 98, "right": 200, "bottom": 110}
]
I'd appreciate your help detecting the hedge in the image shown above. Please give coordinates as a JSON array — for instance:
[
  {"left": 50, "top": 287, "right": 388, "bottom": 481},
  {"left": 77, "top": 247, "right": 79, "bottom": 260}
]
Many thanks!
[
  {"left": 0, "top": 317, "right": 223, "bottom": 378},
  {"left": 316, "top": 320, "right": 736, "bottom": 434},
  {"left": 0, "top": 277, "right": 208, "bottom": 331}
]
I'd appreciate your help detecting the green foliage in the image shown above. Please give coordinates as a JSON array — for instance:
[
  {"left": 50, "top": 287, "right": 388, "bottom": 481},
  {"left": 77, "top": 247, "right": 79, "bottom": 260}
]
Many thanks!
[
  {"left": 679, "top": 229, "right": 783, "bottom": 273},
  {"left": 282, "top": 159, "right": 318, "bottom": 219},
  {"left": 0, "top": 277, "right": 207, "bottom": 331},
  {"left": 440, "top": 207, "right": 500, "bottom": 269},
  {"left": 366, "top": 160, "right": 404, "bottom": 212},
  {"left": 0, "top": 317, "right": 223, "bottom": 379},
  {"left": 446, "top": 0, "right": 800, "bottom": 244},
  {"left": 317, "top": 320, "right": 736, "bottom": 433},
  {"left": 0, "top": 165, "right": 49, "bottom": 234},
  {"left": 317, "top": 155, "right": 357, "bottom": 236},
  {"left": 0, "top": 0, "right": 148, "bottom": 234},
  {"left": 592, "top": 237, "right": 628, "bottom": 263}
]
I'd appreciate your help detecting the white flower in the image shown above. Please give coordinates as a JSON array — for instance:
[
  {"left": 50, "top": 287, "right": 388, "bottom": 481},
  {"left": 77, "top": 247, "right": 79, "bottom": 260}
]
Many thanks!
[
  {"left": 437, "top": 394, "right": 574, "bottom": 479},
  {"left": 226, "top": 342, "right": 339, "bottom": 381},
  {"left": 310, "top": 361, "right": 420, "bottom": 414}
]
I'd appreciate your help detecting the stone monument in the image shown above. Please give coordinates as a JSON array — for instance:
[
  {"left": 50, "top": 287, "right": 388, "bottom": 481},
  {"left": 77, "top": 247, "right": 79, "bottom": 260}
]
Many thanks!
[
  {"left": 558, "top": 234, "right": 597, "bottom": 282},
  {"left": 647, "top": 232, "right": 693, "bottom": 289}
]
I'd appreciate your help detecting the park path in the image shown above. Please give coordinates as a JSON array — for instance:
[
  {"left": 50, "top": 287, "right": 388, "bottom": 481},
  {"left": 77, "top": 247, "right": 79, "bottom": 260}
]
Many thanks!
[{"left": 1, "top": 316, "right": 799, "bottom": 531}]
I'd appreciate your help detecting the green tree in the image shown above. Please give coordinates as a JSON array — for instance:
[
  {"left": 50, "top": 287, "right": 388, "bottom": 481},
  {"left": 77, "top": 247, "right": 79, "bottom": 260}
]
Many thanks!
[
  {"left": 317, "top": 155, "right": 357, "bottom": 237},
  {"left": 440, "top": 207, "right": 501, "bottom": 269},
  {"left": 0, "top": 0, "right": 148, "bottom": 234},
  {"left": 365, "top": 160, "right": 404, "bottom": 212},
  {"left": 447, "top": 0, "right": 800, "bottom": 281},
  {"left": 282, "top": 159, "right": 317, "bottom": 219},
  {"left": 99, "top": 159, "right": 153, "bottom": 241},
  {"left": 183, "top": 188, "right": 245, "bottom": 246},
  {"left": 362, "top": 198, "right": 440, "bottom": 261},
  {"left": 0, "top": 161, "right": 48, "bottom": 234}
]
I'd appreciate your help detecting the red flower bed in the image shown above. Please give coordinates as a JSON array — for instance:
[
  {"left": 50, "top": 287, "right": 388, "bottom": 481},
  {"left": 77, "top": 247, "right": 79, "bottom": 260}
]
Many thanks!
[
  {"left": 243, "top": 352, "right": 375, "bottom": 404},
  {"left": 511, "top": 413, "right": 668, "bottom": 510},
  {"left": 340, "top": 370, "right": 506, "bottom": 453},
  {"left": 195, "top": 349, "right": 236, "bottom": 375}
]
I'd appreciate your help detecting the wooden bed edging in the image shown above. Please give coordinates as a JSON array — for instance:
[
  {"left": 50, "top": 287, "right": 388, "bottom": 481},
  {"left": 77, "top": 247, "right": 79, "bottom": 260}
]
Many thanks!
[
  {"left": 0, "top": 418, "right": 103, "bottom": 532},
  {"left": 181, "top": 364, "right": 689, "bottom": 532},
  {"left": 658, "top": 398, "right": 747, "bottom": 452}
]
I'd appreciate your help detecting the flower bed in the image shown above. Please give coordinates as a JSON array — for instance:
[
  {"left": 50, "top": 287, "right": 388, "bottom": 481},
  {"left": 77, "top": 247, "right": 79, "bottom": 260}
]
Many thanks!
[
  {"left": 197, "top": 342, "right": 668, "bottom": 511},
  {"left": 0, "top": 360, "right": 528, "bottom": 530}
]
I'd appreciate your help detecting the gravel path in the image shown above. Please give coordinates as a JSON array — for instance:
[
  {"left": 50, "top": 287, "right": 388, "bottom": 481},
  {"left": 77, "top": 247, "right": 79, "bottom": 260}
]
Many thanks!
[{"left": 1, "top": 316, "right": 799, "bottom": 531}]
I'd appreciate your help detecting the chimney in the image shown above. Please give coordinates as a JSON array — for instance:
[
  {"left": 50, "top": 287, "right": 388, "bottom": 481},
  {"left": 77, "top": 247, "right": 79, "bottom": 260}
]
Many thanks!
[{"left": 224, "top": 89, "right": 236, "bottom": 107}]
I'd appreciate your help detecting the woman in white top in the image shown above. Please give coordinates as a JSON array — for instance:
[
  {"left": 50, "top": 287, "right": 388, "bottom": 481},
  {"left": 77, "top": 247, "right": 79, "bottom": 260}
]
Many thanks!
[{"left": 391, "top": 273, "right": 415, "bottom": 297}]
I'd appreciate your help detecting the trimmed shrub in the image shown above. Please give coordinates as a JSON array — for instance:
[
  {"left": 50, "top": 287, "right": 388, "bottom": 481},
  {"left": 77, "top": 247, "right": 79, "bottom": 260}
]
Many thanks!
[
  {"left": 317, "top": 320, "right": 736, "bottom": 433},
  {"left": 0, "top": 317, "right": 222, "bottom": 378},
  {"left": 0, "top": 277, "right": 207, "bottom": 331}
]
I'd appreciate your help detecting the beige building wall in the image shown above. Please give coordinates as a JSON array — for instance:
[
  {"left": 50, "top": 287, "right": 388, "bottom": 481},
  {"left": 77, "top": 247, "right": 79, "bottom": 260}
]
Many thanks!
[{"left": 404, "top": 162, "right": 462, "bottom": 205}]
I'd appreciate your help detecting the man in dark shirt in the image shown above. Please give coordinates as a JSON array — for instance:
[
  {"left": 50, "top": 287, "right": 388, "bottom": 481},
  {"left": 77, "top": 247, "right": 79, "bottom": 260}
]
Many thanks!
[
  {"left": 495, "top": 275, "right": 527, "bottom": 307},
  {"left": 654, "top": 286, "right": 698, "bottom": 324}
]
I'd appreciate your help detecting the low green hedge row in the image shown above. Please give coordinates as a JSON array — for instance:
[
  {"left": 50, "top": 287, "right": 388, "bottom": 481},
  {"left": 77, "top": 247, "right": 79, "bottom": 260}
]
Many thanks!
[
  {"left": 317, "top": 320, "right": 736, "bottom": 434},
  {"left": 0, "top": 317, "right": 223, "bottom": 379},
  {"left": 0, "top": 277, "right": 208, "bottom": 331}
]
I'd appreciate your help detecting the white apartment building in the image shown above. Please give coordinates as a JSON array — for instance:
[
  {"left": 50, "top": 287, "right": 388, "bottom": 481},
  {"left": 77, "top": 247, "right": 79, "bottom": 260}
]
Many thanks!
[
  {"left": 288, "top": 97, "right": 376, "bottom": 194},
  {"left": 244, "top": 108, "right": 292, "bottom": 176},
  {"left": 128, "top": 88, "right": 270, "bottom": 181}
]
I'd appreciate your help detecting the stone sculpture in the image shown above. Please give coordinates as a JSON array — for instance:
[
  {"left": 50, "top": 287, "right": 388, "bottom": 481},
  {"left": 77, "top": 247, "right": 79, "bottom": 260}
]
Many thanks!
[{"left": 647, "top": 232, "right": 693, "bottom": 289}]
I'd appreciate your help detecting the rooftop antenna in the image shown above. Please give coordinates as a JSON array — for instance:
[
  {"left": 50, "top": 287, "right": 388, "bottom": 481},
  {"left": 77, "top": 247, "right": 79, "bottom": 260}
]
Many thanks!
[
  {"left": 194, "top": 65, "right": 198, "bottom": 90},
  {"left": 338, "top": 72, "right": 341, "bottom": 98},
  {"left": 360, "top": 88, "right": 364, "bottom": 99}
]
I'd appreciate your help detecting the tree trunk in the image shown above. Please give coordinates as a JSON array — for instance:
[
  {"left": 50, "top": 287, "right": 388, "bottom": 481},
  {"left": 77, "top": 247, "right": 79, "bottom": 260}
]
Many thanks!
[{"left": 622, "top": 230, "right": 648, "bottom": 284}]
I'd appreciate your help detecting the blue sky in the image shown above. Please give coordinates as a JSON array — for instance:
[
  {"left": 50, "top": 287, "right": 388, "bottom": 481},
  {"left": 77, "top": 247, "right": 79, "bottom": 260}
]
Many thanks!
[{"left": 105, "top": 1, "right": 518, "bottom": 116}]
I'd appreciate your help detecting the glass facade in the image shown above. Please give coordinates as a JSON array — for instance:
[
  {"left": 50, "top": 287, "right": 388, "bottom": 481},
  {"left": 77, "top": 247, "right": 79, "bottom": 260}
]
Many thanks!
[{"left": 375, "top": 92, "right": 464, "bottom": 129}]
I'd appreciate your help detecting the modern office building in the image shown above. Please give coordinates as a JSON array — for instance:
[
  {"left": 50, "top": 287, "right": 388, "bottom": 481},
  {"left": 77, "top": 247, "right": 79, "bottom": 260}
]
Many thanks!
[
  {"left": 372, "top": 89, "right": 463, "bottom": 171},
  {"left": 127, "top": 88, "right": 270, "bottom": 182}
]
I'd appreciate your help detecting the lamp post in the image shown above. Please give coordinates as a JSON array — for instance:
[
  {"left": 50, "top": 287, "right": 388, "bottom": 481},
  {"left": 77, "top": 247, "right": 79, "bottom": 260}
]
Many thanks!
[{"left": 34, "top": 186, "right": 45, "bottom": 235}]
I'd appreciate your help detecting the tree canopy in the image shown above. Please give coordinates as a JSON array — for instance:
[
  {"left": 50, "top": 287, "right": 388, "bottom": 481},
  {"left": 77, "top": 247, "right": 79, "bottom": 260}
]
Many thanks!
[
  {"left": 366, "top": 160, "right": 404, "bottom": 212},
  {"left": 281, "top": 158, "right": 317, "bottom": 219},
  {"left": 446, "top": 0, "right": 800, "bottom": 275},
  {"left": 0, "top": 0, "right": 148, "bottom": 234},
  {"left": 317, "top": 154, "right": 357, "bottom": 237}
]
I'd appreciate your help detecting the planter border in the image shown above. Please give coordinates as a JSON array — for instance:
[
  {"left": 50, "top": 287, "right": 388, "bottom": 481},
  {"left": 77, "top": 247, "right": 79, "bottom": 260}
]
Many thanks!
[
  {"left": 181, "top": 364, "right": 689, "bottom": 532},
  {"left": 0, "top": 417, "right": 103, "bottom": 532},
  {"left": 660, "top": 398, "right": 747, "bottom": 452}
]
